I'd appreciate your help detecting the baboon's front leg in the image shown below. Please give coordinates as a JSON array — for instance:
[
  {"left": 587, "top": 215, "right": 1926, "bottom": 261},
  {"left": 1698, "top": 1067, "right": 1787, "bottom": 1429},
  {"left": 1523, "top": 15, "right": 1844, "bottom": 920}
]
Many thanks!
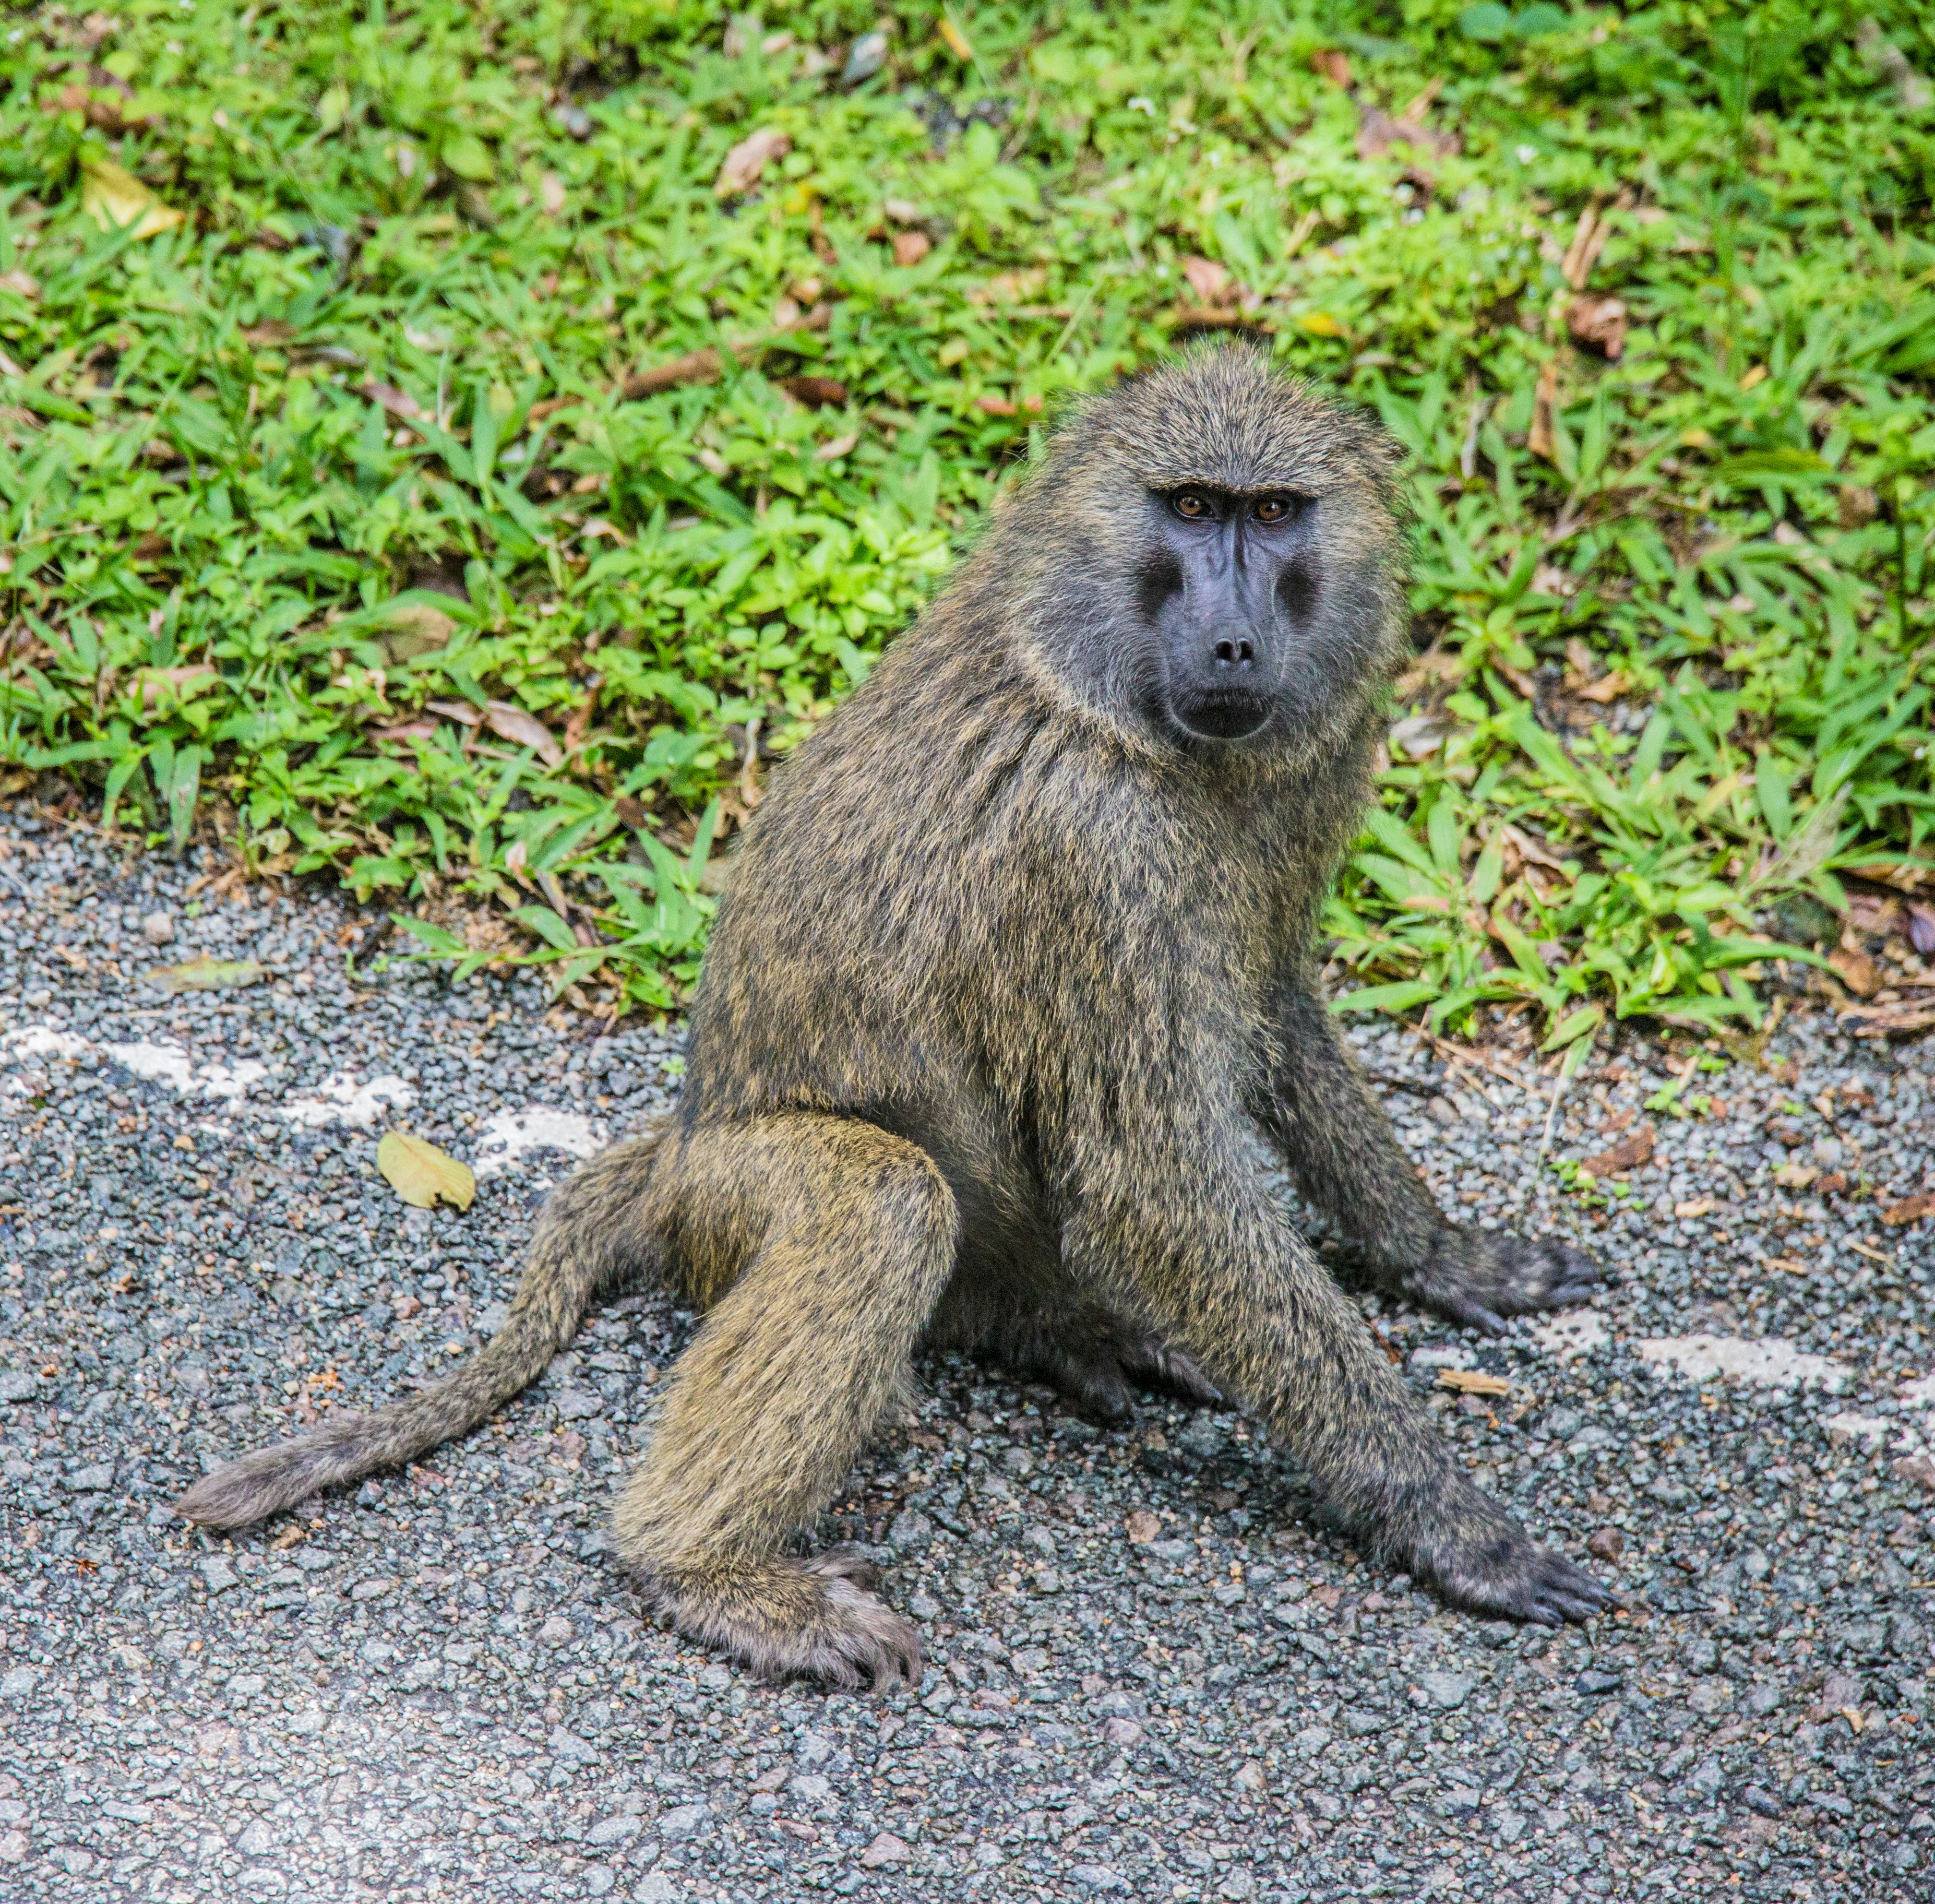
[
  {"left": 1259, "top": 979, "right": 1599, "bottom": 1332},
  {"left": 614, "top": 1115, "right": 957, "bottom": 1688},
  {"left": 1065, "top": 1118, "right": 1609, "bottom": 1625}
]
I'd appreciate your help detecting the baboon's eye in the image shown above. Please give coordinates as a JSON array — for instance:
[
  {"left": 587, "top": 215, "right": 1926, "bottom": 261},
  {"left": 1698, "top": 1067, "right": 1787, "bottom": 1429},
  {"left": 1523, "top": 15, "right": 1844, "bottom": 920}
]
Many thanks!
[
  {"left": 1251, "top": 494, "right": 1301, "bottom": 526},
  {"left": 1171, "top": 490, "right": 1216, "bottom": 521}
]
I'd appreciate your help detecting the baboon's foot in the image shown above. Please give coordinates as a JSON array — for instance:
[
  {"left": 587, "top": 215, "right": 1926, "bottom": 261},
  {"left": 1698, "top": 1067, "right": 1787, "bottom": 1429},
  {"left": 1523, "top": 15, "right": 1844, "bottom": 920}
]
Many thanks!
[
  {"left": 1405, "top": 1501, "right": 1613, "bottom": 1627},
  {"left": 1374, "top": 1227, "right": 1602, "bottom": 1336},
  {"left": 1005, "top": 1322, "right": 1223, "bottom": 1423},
  {"left": 633, "top": 1547, "right": 922, "bottom": 1689}
]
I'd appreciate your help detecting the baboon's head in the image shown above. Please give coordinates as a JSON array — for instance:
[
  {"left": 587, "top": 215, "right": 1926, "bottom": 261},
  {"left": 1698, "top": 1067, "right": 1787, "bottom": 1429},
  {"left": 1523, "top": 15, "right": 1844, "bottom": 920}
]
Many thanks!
[{"left": 997, "top": 346, "right": 1407, "bottom": 761}]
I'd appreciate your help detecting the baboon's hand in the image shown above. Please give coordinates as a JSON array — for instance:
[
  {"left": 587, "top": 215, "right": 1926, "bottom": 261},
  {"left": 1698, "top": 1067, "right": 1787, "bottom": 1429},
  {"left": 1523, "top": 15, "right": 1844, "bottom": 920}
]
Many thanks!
[
  {"left": 1391, "top": 1227, "right": 1602, "bottom": 1337},
  {"left": 1411, "top": 1501, "right": 1613, "bottom": 1627}
]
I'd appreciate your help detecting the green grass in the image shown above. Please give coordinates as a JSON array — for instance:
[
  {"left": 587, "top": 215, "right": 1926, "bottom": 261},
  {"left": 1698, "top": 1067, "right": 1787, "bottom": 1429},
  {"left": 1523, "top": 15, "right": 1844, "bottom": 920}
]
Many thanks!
[{"left": 2, "top": 1, "right": 1932, "bottom": 1036}]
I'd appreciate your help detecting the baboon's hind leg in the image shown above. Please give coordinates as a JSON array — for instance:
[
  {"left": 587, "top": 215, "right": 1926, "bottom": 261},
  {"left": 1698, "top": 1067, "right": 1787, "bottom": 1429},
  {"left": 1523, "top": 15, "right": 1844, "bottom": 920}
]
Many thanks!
[{"left": 616, "top": 1114, "right": 957, "bottom": 1688}]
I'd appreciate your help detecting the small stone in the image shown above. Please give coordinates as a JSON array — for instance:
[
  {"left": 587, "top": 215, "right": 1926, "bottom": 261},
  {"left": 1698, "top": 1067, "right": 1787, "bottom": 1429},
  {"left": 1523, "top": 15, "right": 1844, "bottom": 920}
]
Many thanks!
[
  {"left": 1233, "top": 1759, "right": 1265, "bottom": 1792},
  {"left": 1100, "top": 1717, "right": 1142, "bottom": 1746},
  {"left": 1893, "top": 1454, "right": 1935, "bottom": 1492},
  {"left": 0, "top": 1668, "right": 38, "bottom": 1700},
  {"left": 1417, "top": 1671, "right": 1472, "bottom": 1709},
  {"left": 0, "top": 1372, "right": 36, "bottom": 1405},
  {"left": 1070, "top": 1867, "right": 1130, "bottom": 1895},
  {"left": 888, "top": 1509, "right": 933, "bottom": 1551},
  {"left": 859, "top": 1832, "right": 909, "bottom": 1868},
  {"left": 1585, "top": 1526, "right": 1624, "bottom": 1561},
  {"left": 1427, "top": 1095, "right": 1458, "bottom": 1123},
  {"left": 587, "top": 1815, "right": 641, "bottom": 1847},
  {"left": 200, "top": 1556, "right": 238, "bottom": 1594},
  {"left": 1574, "top": 1669, "right": 1623, "bottom": 1696},
  {"left": 141, "top": 911, "right": 175, "bottom": 944},
  {"left": 68, "top": 1462, "right": 114, "bottom": 1491},
  {"left": 1124, "top": 1509, "right": 1160, "bottom": 1543}
]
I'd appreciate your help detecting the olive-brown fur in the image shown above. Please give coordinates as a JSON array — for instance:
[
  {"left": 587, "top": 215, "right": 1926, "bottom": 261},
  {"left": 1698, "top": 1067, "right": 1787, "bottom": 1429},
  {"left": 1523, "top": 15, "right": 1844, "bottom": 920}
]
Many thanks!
[{"left": 178, "top": 348, "right": 1608, "bottom": 1684}]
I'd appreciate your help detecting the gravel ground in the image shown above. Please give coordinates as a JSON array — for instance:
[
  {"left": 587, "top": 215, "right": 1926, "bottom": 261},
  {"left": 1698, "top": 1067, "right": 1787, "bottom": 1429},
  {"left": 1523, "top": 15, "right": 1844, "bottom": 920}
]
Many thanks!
[{"left": 2, "top": 800, "right": 1933, "bottom": 1903}]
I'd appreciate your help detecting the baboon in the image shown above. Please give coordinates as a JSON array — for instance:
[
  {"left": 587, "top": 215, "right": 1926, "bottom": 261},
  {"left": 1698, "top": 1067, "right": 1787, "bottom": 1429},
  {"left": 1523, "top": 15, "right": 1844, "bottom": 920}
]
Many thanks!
[{"left": 180, "top": 347, "right": 1610, "bottom": 1685}]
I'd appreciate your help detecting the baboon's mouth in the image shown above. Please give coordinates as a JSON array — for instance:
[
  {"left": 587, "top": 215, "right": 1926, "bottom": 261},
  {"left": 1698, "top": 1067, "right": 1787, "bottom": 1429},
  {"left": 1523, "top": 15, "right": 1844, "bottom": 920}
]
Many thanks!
[{"left": 1169, "top": 691, "right": 1275, "bottom": 741}]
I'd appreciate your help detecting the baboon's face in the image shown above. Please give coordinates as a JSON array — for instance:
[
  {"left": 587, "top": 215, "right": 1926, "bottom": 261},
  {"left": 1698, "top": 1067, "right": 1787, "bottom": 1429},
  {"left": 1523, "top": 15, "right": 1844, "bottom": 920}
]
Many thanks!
[
  {"left": 1132, "top": 484, "right": 1320, "bottom": 743},
  {"left": 999, "top": 352, "right": 1404, "bottom": 758}
]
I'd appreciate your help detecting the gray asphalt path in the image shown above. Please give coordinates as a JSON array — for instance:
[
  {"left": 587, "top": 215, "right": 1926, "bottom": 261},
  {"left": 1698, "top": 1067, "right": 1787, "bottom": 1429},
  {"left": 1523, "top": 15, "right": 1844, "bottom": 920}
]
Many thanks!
[{"left": 1, "top": 803, "right": 1931, "bottom": 1902}]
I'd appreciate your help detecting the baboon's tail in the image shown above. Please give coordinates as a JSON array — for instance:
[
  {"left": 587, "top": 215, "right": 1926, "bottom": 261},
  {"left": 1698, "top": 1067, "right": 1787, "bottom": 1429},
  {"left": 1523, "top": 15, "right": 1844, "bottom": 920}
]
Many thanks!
[{"left": 176, "top": 1123, "right": 670, "bottom": 1531}]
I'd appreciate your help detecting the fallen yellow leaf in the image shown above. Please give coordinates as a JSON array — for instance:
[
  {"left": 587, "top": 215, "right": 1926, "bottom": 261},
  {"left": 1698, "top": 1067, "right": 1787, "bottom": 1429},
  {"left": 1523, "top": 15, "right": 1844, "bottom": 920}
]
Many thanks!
[
  {"left": 1297, "top": 310, "right": 1345, "bottom": 338},
  {"left": 1436, "top": 1368, "right": 1510, "bottom": 1397},
  {"left": 939, "top": 14, "right": 975, "bottom": 61},
  {"left": 376, "top": 1132, "right": 476, "bottom": 1211},
  {"left": 80, "top": 156, "right": 185, "bottom": 240},
  {"left": 1674, "top": 1197, "right": 1717, "bottom": 1219},
  {"left": 147, "top": 956, "right": 267, "bottom": 994}
]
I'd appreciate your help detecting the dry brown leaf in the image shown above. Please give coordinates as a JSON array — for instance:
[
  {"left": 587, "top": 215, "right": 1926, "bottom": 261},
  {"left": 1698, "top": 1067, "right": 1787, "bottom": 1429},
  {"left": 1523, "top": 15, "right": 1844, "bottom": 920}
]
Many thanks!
[
  {"left": 1882, "top": 1193, "right": 1935, "bottom": 1227},
  {"left": 778, "top": 374, "right": 847, "bottom": 408},
  {"left": 622, "top": 347, "right": 724, "bottom": 399},
  {"left": 1559, "top": 206, "right": 1611, "bottom": 291},
  {"left": 539, "top": 171, "right": 567, "bottom": 216},
  {"left": 425, "top": 698, "right": 483, "bottom": 727},
  {"left": 968, "top": 269, "right": 1048, "bottom": 306},
  {"left": 1528, "top": 359, "right": 1561, "bottom": 462},
  {"left": 1674, "top": 1198, "right": 1717, "bottom": 1219},
  {"left": 1573, "top": 671, "right": 1631, "bottom": 705},
  {"left": 1843, "top": 859, "right": 1935, "bottom": 895},
  {"left": 377, "top": 1131, "right": 476, "bottom": 1211},
  {"left": 1828, "top": 946, "right": 1880, "bottom": 998},
  {"left": 1310, "top": 49, "right": 1352, "bottom": 88},
  {"left": 891, "top": 229, "right": 931, "bottom": 267},
  {"left": 1840, "top": 998, "right": 1935, "bottom": 1037},
  {"left": 1500, "top": 823, "right": 1570, "bottom": 873},
  {"left": 147, "top": 955, "right": 267, "bottom": 995},
  {"left": 356, "top": 380, "right": 427, "bottom": 423},
  {"left": 715, "top": 126, "right": 791, "bottom": 197},
  {"left": 1566, "top": 293, "right": 1628, "bottom": 360},
  {"left": 1436, "top": 1369, "right": 1509, "bottom": 1397},
  {"left": 1181, "top": 255, "right": 1233, "bottom": 306},
  {"left": 1355, "top": 108, "right": 1458, "bottom": 163},
  {"left": 483, "top": 701, "right": 564, "bottom": 766},
  {"left": 1125, "top": 1509, "right": 1161, "bottom": 1544},
  {"left": 1578, "top": 1123, "right": 1655, "bottom": 1177},
  {"left": 1772, "top": 1162, "right": 1820, "bottom": 1191},
  {"left": 814, "top": 431, "right": 859, "bottom": 462}
]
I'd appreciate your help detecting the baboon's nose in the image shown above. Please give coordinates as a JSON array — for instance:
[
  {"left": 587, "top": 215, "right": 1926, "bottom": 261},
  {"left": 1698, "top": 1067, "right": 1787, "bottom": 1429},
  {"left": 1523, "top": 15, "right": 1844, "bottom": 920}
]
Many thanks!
[{"left": 1211, "top": 634, "right": 1257, "bottom": 670}]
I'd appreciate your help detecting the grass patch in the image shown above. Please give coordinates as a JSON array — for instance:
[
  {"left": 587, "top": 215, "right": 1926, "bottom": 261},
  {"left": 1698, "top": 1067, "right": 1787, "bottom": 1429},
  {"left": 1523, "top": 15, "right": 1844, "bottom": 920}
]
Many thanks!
[{"left": 2, "top": 1, "right": 1932, "bottom": 1033}]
